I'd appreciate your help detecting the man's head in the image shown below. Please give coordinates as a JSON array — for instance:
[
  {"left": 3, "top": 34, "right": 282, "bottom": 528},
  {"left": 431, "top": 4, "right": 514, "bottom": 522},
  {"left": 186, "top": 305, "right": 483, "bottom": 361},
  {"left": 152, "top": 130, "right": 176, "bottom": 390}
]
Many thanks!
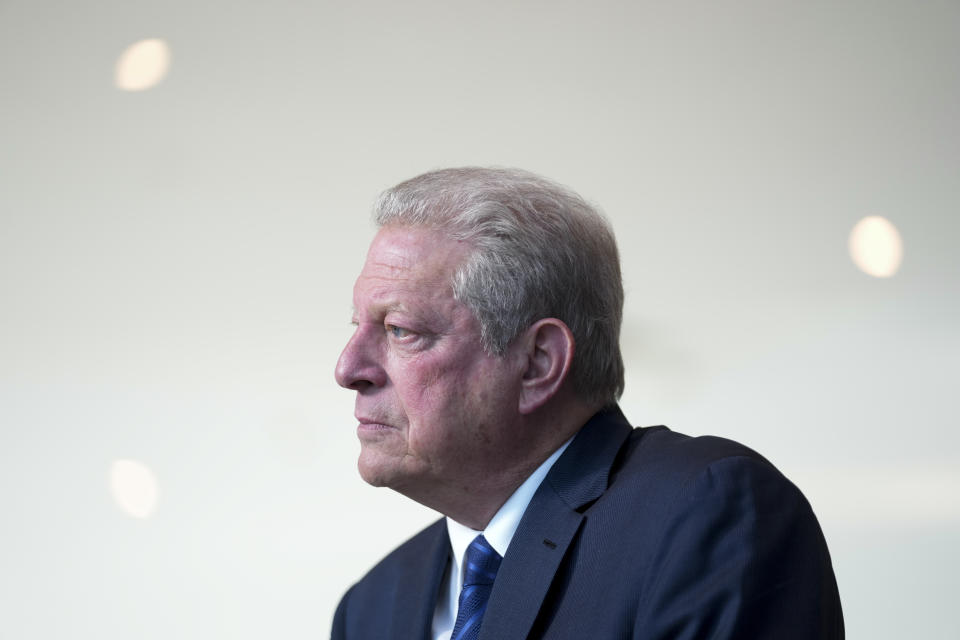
[
  {"left": 335, "top": 167, "right": 624, "bottom": 526},
  {"left": 374, "top": 167, "right": 625, "bottom": 405}
]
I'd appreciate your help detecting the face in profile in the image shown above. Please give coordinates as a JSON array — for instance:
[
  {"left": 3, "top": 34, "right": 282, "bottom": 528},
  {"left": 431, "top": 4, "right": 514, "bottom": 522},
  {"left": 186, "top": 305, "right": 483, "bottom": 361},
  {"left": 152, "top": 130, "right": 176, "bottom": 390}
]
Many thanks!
[{"left": 334, "top": 225, "right": 524, "bottom": 502}]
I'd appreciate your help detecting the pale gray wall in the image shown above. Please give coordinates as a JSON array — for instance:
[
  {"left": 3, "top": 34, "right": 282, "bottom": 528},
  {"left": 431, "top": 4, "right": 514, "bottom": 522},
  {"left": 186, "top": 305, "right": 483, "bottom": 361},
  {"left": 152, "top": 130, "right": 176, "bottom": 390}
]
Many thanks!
[{"left": 2, "top": 1, "right": 958, "bottom": 637}]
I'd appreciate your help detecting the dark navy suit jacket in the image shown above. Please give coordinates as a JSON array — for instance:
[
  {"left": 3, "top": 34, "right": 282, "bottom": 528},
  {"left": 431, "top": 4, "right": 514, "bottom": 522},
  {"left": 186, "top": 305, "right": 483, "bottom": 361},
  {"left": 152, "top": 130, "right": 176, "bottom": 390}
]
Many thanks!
[{"left": 332, "top": 407, "right": 844, "bottom": 639}]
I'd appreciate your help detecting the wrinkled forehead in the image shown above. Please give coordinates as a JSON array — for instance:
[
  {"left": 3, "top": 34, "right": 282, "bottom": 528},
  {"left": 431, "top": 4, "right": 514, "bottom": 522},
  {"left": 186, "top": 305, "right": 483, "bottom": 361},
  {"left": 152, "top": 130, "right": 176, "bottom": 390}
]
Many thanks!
[
  {"left": 361, "top": 225, "right": 472, "bottom": 282},
  {"left": 351, "top": 226, "right": 481, "bottom": 331}
]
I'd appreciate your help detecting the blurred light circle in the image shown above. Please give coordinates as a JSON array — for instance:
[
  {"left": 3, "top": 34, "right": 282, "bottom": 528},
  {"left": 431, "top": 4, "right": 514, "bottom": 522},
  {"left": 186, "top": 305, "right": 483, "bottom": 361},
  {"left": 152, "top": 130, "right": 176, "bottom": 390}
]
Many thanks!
[
  {"left": 848, "top": 216, "right": 903, "bottom": 278},
  {"left": 114, "top": 38, "right": 171, "bottom": 91},
  {"left": 110, "top": 459, "right": 159, "bottom": 518}
]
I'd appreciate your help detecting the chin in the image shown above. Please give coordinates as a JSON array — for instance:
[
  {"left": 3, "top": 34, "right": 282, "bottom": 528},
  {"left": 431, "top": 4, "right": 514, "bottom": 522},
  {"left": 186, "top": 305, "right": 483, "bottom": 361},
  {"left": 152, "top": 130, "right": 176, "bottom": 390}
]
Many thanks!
[
  {"left": 357, "top": 456, "right": 395, "bottom": 488},
  {"left": 357, "top": 464, "right": 385, "bottom": 487}
]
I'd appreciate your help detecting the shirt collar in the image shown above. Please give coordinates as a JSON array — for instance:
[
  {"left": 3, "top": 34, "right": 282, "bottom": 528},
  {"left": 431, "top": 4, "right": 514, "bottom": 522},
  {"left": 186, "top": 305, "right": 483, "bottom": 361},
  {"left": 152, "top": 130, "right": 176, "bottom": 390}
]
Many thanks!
[{"left": 445, "top": 438, "right": 573, "bottom": 586}]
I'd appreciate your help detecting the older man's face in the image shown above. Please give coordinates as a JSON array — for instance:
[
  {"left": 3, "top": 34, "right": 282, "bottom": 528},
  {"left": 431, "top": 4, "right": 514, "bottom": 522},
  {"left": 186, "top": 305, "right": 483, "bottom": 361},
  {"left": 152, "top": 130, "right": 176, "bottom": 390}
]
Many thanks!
[{"left": 335, "top": 226, "right": 524, "bottom": 499}]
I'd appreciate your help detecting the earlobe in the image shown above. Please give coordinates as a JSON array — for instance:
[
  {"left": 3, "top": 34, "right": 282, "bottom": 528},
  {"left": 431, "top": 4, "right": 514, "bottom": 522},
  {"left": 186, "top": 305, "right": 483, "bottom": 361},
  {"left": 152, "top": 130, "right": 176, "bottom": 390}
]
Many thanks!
[{"left": 518, "top": 318, "right": 576, "bottom": 415}]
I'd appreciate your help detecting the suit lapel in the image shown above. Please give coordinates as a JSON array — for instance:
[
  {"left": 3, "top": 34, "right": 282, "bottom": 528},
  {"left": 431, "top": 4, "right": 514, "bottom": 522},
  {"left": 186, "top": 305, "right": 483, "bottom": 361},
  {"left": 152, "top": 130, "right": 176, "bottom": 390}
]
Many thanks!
[
  {"left": 479, "top": 483, "right": 584, "bottom": 640},
  {"left": 391, "top": 519, "right": 450, "bottom": 640},
  {"left": 479, "top": 408, "right": 634, "bottom": 640}
]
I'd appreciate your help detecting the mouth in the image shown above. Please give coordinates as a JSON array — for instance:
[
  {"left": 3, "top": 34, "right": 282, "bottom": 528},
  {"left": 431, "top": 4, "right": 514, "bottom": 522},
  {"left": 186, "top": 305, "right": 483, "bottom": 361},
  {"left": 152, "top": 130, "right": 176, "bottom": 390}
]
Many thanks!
[{"left": 356, "top": 418, "right": 397, "bottom": 437}]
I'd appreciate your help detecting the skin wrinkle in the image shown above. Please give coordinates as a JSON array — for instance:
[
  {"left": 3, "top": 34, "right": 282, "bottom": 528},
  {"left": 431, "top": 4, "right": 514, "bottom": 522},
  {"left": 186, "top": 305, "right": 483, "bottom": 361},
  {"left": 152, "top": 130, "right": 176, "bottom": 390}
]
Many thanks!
[
  {"left": 337, "top": 226, "right": 530, "bottom": 526},
  {"left": 336, "top": 225, "right": 596, "bottom": 529}
]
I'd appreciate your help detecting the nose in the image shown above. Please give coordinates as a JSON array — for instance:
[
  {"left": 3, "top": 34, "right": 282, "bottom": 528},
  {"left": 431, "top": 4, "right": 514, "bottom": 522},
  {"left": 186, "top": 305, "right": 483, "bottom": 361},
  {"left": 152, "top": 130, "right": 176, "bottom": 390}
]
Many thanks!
[{"left": 335, "top": 324, "right": 387, "bottom": 391}]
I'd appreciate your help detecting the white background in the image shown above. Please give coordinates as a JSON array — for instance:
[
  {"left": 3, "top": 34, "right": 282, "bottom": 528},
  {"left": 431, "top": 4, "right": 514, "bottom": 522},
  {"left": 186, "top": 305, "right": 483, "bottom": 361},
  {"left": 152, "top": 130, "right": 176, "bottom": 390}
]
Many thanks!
[{"left": 1, "top": 0, "right": 958, "bottom": 637}]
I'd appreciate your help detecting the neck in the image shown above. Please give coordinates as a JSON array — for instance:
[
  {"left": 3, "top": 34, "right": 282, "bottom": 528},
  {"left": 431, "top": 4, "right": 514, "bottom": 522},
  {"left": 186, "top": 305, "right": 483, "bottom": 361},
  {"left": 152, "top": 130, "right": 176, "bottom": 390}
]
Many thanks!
[{"left": 406, "top": 400, "right": 600, "bottom": 530}]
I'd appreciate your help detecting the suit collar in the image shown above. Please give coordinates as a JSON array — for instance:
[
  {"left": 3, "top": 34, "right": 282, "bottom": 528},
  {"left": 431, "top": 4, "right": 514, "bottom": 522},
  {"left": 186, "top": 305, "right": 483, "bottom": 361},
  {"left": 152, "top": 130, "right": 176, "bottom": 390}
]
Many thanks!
[
  {"left": 545, "top": 405, "right": 634, "bottom": 510},
  {"left": 479, "top": 406, "right": 634, "bottom": 640}
]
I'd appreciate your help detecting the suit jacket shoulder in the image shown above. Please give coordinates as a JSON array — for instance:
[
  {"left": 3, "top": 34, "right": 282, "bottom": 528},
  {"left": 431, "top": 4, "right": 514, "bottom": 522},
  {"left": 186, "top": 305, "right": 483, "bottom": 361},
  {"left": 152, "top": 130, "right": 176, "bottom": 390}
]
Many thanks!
[{"left": 506, "top": 410, "right": 843, "bottom": 639}]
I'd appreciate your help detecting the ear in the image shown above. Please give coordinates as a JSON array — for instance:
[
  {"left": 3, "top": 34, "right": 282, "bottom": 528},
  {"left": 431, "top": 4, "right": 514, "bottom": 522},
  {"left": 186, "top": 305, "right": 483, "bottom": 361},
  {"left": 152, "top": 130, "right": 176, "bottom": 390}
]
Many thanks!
[{"left": 517, "top": 318, "right": 576, "bottom": 415}]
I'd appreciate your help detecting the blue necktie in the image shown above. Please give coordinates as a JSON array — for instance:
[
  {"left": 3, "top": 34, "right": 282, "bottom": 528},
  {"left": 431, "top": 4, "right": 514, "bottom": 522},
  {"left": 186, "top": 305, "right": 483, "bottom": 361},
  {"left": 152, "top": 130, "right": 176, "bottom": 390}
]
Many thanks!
[{"left": 451, "top": 535, "right": 502, "bottom": 640}]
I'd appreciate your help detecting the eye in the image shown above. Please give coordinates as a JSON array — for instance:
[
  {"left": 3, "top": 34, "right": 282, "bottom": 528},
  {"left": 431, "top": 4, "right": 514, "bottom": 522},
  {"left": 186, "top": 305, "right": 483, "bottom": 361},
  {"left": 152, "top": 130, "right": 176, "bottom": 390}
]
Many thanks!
[{"left": 386, "top": 324, "right": 412, "bottom": 339}]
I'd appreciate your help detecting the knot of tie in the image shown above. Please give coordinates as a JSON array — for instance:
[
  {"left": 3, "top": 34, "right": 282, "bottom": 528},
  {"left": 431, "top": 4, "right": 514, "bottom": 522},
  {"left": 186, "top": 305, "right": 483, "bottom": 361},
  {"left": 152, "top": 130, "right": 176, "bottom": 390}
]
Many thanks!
[{"left": 451, "top": 535, "right": 502, "bottom": 640}]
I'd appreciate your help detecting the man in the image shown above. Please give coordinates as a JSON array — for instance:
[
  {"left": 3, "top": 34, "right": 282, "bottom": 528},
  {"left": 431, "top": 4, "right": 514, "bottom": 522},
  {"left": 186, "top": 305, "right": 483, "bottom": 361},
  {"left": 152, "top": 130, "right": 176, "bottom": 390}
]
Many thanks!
[{"left": 332, "top": 167, "right": 843, "bottom": 639}]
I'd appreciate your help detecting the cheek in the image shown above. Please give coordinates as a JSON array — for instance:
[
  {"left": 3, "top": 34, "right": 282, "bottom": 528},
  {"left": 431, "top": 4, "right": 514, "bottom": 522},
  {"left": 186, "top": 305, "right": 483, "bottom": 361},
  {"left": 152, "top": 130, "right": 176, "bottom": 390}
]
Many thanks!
[
  {"left": 403, "top": 375, "right": 473, "bottom": 448},
  {"left": 387, "top": 364, "right": 455, "bottom": 447},
  {"left": 396, "top": 352, "right": 464, "bottom": 405},
  {"left": 391, "top": 346, "right": 501, "bottom": 435}
]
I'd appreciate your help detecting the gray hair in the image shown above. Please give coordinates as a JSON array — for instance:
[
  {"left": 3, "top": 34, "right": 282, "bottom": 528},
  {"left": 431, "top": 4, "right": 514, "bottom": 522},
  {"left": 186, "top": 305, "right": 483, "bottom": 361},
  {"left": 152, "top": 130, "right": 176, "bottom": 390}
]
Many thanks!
[{"left": 374, "top": 167, "right": 624, "bottom": 407}]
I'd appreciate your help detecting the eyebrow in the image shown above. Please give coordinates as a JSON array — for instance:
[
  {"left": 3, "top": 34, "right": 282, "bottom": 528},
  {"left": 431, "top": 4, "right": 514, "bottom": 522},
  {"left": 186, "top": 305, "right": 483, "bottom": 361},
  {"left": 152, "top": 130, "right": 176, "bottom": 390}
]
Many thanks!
[{"left": 350, "top": 301, "right": 410, "bottom": 320}]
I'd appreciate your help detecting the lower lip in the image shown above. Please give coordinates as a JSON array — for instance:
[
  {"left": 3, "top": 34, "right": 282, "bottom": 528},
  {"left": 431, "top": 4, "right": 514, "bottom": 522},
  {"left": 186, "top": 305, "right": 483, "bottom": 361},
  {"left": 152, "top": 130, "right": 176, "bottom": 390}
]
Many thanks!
[{"left": 357, "top": 422, "right": 396, "bottom": 436}]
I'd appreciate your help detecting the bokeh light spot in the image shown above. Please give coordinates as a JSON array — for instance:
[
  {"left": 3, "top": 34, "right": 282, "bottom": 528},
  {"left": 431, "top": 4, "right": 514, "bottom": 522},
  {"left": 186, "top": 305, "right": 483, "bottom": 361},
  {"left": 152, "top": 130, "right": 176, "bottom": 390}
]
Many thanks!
[
  {"left": 109, "top": 459, "right": 159, "bottom": 519},
  {"left": 848, "top": 216, "right": 903, "bottom": 278},
  {"left": 114, "top": 38, "right": 171, "bottom": 91}
]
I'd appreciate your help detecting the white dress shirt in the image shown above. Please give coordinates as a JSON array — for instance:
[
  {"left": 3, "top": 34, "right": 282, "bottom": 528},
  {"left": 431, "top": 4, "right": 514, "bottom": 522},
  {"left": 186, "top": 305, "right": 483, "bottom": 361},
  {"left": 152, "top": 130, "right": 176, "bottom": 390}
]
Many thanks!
[{"left": 431, "top": 439, "right": 572, "bottom": 640}]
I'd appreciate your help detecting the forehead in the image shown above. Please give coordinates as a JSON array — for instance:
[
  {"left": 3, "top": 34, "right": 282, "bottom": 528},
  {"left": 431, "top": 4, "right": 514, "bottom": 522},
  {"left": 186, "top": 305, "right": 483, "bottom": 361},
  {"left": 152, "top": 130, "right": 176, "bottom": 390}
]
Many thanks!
[{"left": 354, "top": 225, "right": 471, "bottom": 305}]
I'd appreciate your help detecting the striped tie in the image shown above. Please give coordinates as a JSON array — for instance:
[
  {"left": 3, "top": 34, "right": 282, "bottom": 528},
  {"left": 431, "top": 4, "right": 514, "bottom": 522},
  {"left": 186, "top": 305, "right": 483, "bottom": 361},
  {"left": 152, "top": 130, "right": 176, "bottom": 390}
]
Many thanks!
[{"left": 451, "top": 535, "right": 502, "bottom": 640}]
